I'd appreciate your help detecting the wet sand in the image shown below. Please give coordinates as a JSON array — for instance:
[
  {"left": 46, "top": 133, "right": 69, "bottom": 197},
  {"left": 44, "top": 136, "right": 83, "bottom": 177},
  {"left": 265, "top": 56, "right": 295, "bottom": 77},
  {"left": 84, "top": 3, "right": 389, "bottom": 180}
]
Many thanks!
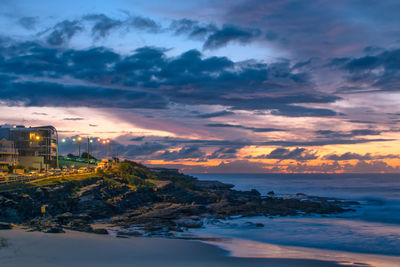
[{"left": 0, "top": 228, "right": 346, "bottom": 267}]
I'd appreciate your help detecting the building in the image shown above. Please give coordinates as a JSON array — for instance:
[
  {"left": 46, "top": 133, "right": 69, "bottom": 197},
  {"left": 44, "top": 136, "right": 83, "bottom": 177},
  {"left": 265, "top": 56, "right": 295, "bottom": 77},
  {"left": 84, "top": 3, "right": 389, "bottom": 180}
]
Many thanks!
[
  {"left": 0, "top": 138, "right": 18, "bottom": 172},
  {"left": 0, "top": 125, "right": 59, "bottom": 170}
]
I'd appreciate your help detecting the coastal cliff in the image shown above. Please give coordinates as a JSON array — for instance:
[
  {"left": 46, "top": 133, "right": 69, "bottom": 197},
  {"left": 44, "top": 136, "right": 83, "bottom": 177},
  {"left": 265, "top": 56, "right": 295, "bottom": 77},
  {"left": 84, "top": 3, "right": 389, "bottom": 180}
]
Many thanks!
[{"left": 0, "top": 161, "right": 356, "bottom": 236}]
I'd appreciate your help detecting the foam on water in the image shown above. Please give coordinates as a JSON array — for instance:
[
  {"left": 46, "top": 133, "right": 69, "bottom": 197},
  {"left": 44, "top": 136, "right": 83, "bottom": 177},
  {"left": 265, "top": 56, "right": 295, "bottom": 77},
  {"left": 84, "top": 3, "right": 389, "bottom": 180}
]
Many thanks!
[{"left": 188, "top": 173, "right": 400, "bottom": 265}]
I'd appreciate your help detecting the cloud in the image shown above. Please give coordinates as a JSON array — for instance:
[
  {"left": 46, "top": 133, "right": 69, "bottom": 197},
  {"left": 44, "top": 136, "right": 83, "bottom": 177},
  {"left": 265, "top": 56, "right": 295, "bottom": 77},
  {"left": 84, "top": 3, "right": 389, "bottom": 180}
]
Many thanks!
[
  {"left": 225, "top": 0, "right": 400, "bottom": 58},
  {"left": 130, "top": 136, "right": 145, "bottom": 142},
  {"left": 331, "top": 48, "right": 400, "bottom": 93},
  {"left": 205, "top": 123, "right": 285, "bottom": 132},
  {"left": 207, "top": 146, "right": 244, "bottom": 159},
  {"left": 83, "top": 14, "right": 123, "bottom": 39},
  {"left": 270, "top": 104, "right": 337, "bottom": 117},
  {"left": 324, "top": 152, "right": 400, "bottom": 161},
  {"left": 203, "top": 25, "right": 261, "bottom": 50},
  {"left": 197, "top": 110, "right": 235, "bottom": 118},
  {"left": 169, "top": 19, "right": 217, "bottom": 40},
  {"left": 254, "top": 147, "right": 318, "bottom": 161},
  {"left": 18, "top": 17, "right": 39, "bottom": 30},
  {"left": 120, "top": 142, "right": 168, "bottom": 157},
  {"left": 127, "top": 16, "right": 161, "bottom": 33},
  {"left": 260, "top": 138, "right": 393, "bottom": 147},
  {"left": 0, "top": 41, "right": 340, "bottom": 117},
  {"left": 89, "top": 124, "right": 98, "bottom": 127},
  {"left": 315, "top": 129, "right": 382, "bottom": 138},
  {"left": 284, "top": 160, "right": 400, "bottom": 173},
  {"left": 32, "top": 112, "right": 48, "bottom": 115},
  {"left": 0, "top": 81, "right": 168, "bottom": 109},
  {"left": 154, "top": 146, "right": 205, "bottom": 161},
  {"left": 63, "top": 117, "right": 84, "bottom": 121},
  {"left": 189, "top": 160, "right": 270, "bottom": 173},
  {"left": 44, "top": 20, "right": 83, "bottom": 46}
]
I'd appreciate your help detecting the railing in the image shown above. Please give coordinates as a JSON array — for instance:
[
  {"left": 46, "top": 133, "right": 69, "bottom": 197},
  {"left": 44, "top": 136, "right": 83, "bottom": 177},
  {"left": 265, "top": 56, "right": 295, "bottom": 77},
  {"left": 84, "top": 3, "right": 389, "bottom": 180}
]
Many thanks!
[
  {"left": 0, "top": 170, "right": 93, "bottom": 185},
  {"left": 0, "top": 148, "right": 17, "bottom": 153},
  {"left": 0, "top": 159, "right": 17, "bottom": 163}
]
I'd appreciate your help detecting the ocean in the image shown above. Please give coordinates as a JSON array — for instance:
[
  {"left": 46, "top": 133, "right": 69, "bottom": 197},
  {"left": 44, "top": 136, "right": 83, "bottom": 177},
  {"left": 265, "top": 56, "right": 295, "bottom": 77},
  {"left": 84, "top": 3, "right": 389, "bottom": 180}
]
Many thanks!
[{"left": 187, "top": 173, "right": 400, "bottom": 266}]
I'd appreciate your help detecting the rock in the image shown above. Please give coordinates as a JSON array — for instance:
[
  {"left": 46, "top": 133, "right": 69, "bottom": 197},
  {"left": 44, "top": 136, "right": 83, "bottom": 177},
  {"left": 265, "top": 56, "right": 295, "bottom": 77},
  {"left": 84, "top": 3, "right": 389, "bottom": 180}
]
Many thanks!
[
  {"left": 43, "top": 227, "right": 65, "bottom": 233},
  {"left": 194, "top": 180, "right": 234, "bottom": 190},
  {"left": 125, "top": 231, "right": 143, "bottom": 236},
  {"left": 250, "top": 189, "right": 261, "bottom": 196},
  {"left": 93, "top": 228, "right": 108, "bottom": 235},
  {"left": 0, "top": 222, "right": 12, "bottom": 230},
  {"left": 255, "top": 223, "right": 264, "bottom": 227},
  {"left": 267, "top": 191, "right": 275, "bottom": 195},
  {"left": 174, "top": 218, "right": 203, "bottom": 228}
]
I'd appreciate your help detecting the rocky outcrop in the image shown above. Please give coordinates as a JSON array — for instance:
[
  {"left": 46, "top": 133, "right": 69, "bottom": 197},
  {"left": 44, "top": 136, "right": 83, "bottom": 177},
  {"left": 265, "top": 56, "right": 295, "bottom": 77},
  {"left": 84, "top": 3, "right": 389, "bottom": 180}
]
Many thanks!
[{"left": 0, "top": 161, "right": 358, "bottom": 236}]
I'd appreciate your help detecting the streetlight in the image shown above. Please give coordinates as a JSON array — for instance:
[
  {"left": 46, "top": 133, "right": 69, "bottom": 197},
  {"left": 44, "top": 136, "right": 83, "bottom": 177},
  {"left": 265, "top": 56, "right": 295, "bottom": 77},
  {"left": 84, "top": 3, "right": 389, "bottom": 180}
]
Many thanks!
[{"left": 77, "top": 136, "right": 82, "bottom": 157}]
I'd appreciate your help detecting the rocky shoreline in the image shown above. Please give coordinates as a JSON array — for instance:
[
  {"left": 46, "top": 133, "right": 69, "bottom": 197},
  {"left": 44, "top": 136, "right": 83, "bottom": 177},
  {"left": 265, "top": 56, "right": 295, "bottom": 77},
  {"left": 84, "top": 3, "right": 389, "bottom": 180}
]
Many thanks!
[{"left": 0, "top": 161, "right": 358, "bottom": 237}]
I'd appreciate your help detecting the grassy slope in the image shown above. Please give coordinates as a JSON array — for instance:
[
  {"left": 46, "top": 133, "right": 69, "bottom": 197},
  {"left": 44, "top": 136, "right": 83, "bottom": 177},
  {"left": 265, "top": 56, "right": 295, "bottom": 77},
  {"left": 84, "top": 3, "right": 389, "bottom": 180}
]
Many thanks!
[{"left": 0, "top": 161, "right": 193, "bottom": 193}]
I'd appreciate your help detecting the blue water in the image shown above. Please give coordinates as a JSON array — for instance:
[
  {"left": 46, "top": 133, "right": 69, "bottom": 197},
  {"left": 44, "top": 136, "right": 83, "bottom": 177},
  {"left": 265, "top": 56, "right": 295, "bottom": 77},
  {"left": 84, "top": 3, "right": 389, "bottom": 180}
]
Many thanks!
[{"left": 188, "top": 173, "right": 400, "bottom": 258}]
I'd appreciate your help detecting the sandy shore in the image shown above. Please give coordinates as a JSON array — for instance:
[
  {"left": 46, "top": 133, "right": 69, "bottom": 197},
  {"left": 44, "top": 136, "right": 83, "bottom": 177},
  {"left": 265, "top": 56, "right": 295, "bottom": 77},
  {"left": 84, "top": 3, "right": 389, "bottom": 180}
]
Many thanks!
[{"left": 0, "top": 228, "right": 346, "bottom": 267}]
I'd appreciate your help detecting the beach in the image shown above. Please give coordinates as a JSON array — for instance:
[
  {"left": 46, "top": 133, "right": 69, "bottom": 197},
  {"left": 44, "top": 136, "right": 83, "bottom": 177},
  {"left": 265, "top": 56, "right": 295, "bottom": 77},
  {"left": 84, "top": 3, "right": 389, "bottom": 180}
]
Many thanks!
[{"left": 0, "top": 228, "right": 345, "bottom": 267}]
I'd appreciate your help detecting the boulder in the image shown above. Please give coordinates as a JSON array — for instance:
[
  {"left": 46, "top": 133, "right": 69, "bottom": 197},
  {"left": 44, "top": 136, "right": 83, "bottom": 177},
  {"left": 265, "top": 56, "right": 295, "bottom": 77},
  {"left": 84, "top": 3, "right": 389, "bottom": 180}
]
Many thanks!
[
  {"left": 0, "top": 222, "right": 12, "bottom": 230},
  {"left": 93, "top": 228, "right": 108, "bottom": 235}
]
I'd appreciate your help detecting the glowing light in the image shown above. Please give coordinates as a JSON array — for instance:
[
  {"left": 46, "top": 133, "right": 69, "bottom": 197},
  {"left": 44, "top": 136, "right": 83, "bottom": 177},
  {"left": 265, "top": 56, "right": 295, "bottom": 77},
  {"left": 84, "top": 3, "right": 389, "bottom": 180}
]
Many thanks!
[
  {"left": 61, "top": 138, "right": 66, "bottom": 142},
  {"left": 97, "top": 138, "right": 101, "bottom": 142},
  {"left": 106, "top": 140, "right": 110, "bottom": 143},
  {"left": 35, "top": 136, "right": 40, "bottom": 140},
  {"left": 90, "top": 139, "right": 93, "bottom": 143},
  {"left": 72, "top": 138, "right": 76, "bottom": 142},
  {"left": 102, "top": 140, "right": 106, "bottom": 144},
  {"left": 77, "top": 136, "right": 82, "bottom": 141}
]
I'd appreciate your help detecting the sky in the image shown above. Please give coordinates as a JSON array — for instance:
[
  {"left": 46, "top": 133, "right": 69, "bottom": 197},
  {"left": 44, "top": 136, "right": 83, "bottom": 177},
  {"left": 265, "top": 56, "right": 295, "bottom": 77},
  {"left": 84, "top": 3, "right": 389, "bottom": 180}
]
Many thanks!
[{"left": 1, "top": 0, "right": 400, "bottom": 173}]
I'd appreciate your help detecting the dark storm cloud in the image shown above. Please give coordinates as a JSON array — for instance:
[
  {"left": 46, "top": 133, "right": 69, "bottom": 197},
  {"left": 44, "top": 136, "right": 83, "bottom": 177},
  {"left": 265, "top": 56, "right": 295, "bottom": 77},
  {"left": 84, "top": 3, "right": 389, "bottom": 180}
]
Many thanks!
[
  {"left": 197, "top": 110, "right": 234, "bottom": 118},
  {"left": 18, "top": 16, "right": 39, "bottom": 30},
  {"left": 331, "top": 48, "right": 400, "bottom": 93},
  {"left": 205, "top": 123, "right": 285, "bottom": 132},
  {"left": 0, "top": 81, "right": 168, "bottom": 109},
  {"left": 0, "top": 41, "right": 341, "bottom": 117},
  {"left": 203, "top": 25, "right": 261, "bottom": 50},
  {"left": 253, "top": 147, "right": 318, "bottom": 161}
]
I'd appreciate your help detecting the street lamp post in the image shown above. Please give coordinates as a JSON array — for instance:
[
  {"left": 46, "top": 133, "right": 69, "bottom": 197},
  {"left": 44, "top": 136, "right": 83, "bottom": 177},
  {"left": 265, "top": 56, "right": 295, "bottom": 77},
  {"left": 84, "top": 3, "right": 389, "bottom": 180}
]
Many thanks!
[
  {"left": 77, "top": 136, "right": 82, "bottom": 158},
  {"left": 87, "top": 138, "right": 93, "bottom": 170}
]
